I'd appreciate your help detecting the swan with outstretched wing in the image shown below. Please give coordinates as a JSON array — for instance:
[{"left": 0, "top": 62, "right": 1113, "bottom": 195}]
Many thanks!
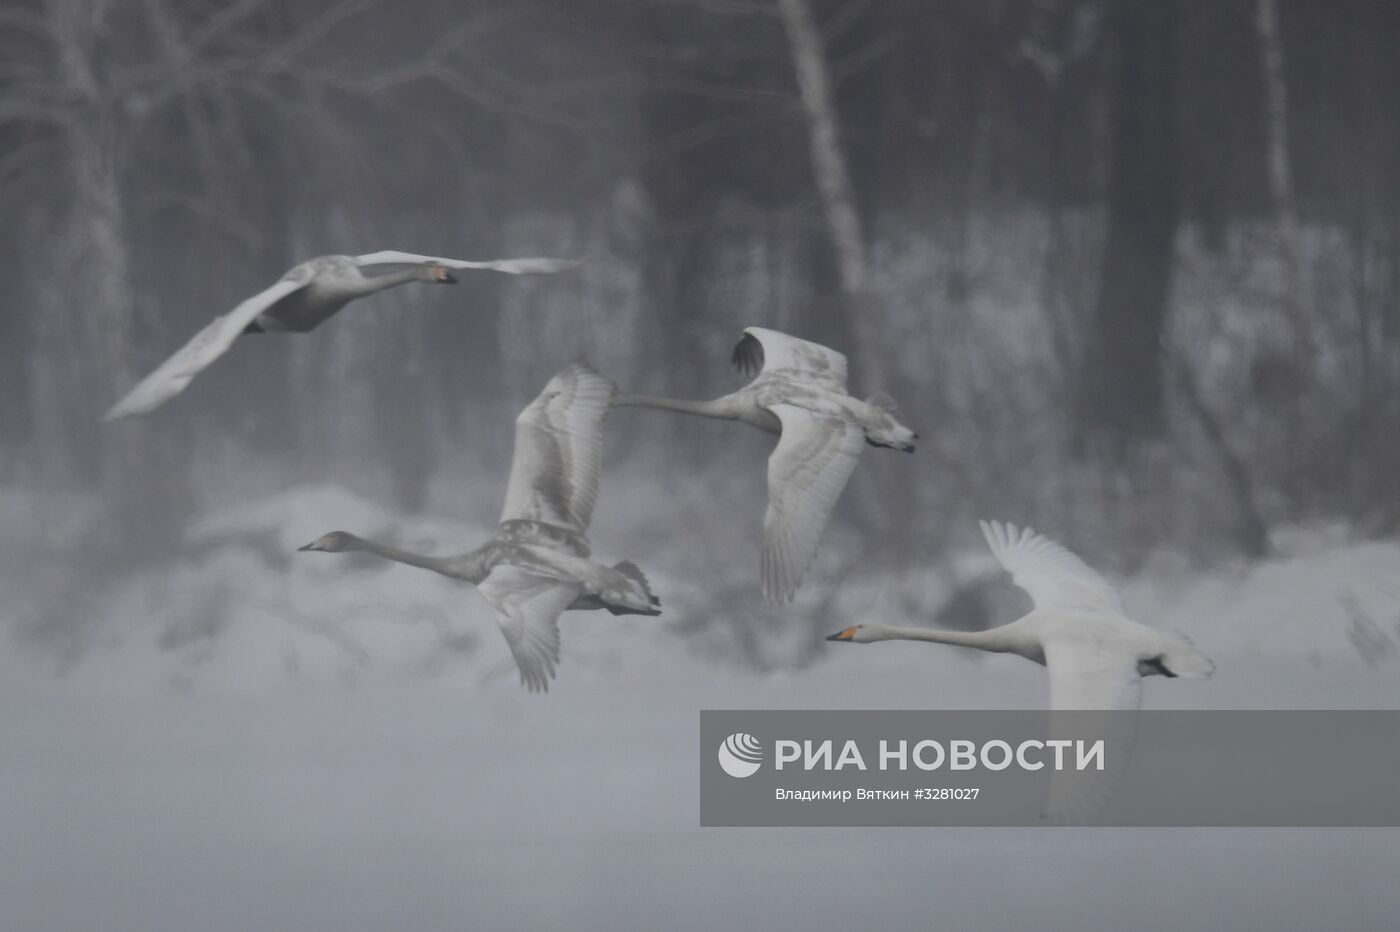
[
  {"left": 298, "top": 364, "right": 658, "bottom": 693},
  {"left": 614, "top": 326, "right": 916, "bottom": 603},
  {"left": 104, "top": 251, "right": 578, "bottom": 420},
  {"left": 827, "top": 520, "right": 1214, "bottom": 822}
]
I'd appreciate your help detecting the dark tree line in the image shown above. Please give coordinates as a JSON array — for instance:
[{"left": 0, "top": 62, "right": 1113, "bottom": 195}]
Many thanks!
[{"left": 3, "top": 0, "right": 1399, "bottom": 565}]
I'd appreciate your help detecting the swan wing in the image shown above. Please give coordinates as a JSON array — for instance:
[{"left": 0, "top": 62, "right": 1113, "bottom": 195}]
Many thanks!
[
  {"left": 1043, "top": 637, "right": 1143, "bottom": 711},
  {"left": 979, "top": 520, "right": 1125, "bottom": 614},
  {"left": 354, "top": 251, "right": 580, "bottom": 275},
  {"left": 478, "top": 563, "right": 582, "bottom": 693},
  {"left": 761, "top": 404, "right": 864, "bottom": 602},
  {"left": 499, "top": 363, "right": 615, "bottom": 535},
  {"left": 1041, "top": 636, "right": 1141, "bottom": 825},
  {"left": 731, "top": 327, "right": 848, "bottom": 390},
  {"left": 102, "top": 268, "right": 314, "bottom": 421}
]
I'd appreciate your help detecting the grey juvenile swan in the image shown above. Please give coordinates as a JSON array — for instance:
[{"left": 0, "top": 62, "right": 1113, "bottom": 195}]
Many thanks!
[
  {"left": 298, "top": 363, "right": 659, "bottom": 692},
  {"left": 827, "top": 520, "right": 1214, "bottom": 822},
  {"left": 103, "top": 251, "right": 578, "bottom": 421},
  {"left": 614, "top": 327, "right": 916, "bottom": 603}
]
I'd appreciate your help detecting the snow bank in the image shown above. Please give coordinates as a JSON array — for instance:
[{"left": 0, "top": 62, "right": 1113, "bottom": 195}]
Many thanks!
[{"left": 3, "top": 482, "right": 1398, "bottom": 700}]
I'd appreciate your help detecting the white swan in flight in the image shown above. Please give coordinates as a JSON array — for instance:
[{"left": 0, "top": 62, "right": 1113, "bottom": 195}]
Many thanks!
[
  {"left": 298, "top": 363, "right": 659, "bottom": 692},
  {"left": 103, "top": 251, "right": 579, "bottom": 420},
  {"left": 827, "top": 520, "right": 1214, "bottom": 704},
  {"left": 614, "top": 326, "right": 916, "bottom": 603},
  {"left": 827, "top": 520, "right": 1213, "bottom": 822}
]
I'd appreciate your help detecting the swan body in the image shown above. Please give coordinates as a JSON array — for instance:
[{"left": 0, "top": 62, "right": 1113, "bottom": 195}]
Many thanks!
[
  {"left": 103, "top": 251, "right": 579, "bottom": 421},
  {"left": 614, "top": 326, "right": 916, "bottom": 603},
  {"left": 298, "top": 363, "right": 658, "bottom": 693},
  {"left": 828, "top": 520, "right": 1213, "bottom": 823}
]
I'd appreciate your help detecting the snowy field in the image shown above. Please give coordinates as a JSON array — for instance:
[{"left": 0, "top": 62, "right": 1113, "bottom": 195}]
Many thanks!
[{"left": 3, "top": 480, "right": 1399, "bottom": 930}]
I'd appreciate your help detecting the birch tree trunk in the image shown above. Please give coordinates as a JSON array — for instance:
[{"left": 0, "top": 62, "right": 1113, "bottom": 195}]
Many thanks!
[
  {"left": 775, "top": 0, "right": 886, "bottom": 392},
  {"left": 776, "top": 0, "right": 903, "bottom": 559}
]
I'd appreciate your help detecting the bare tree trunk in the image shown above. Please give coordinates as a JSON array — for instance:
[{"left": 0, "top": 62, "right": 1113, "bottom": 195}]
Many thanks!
[
  {"left": 775, "top": 0, "right": 886, "bottom": 392},
  {"left": 35, "top": 0, "right": 135, "bottom": 481},
  {"left": 776, "top": 0, "right": 906, "bottom": 563},
  {"left": 1077, "top": 0, "right": 1179, "bottom": 459},
  {"left": 1255, "top": 0, "right": 1308, "bottom": 358},
  {"left": 39, "top": 0, "right": 184, "bottom": 554}
]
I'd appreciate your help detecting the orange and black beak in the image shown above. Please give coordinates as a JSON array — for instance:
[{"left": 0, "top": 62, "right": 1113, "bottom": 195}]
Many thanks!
[
  {"left": 826, "top": 626, "right": 858, "bottom": 642},
  {"left": 429, "top": 264, "right": 457, "bottom": 284}
]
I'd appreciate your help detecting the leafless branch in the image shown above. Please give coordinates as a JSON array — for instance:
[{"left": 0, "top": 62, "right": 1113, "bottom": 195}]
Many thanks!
[
  {"left": 822, "top": 0, "right": 873, "bottom": 44},
  {"left": 188, "top": 0, "right": 280, "bottom": 55},
  {"left": 253, "top": 0, "right": 379, "bottom": 76},
  {"left": 831, "top": 32, "right": 899, "bottom": 86}
]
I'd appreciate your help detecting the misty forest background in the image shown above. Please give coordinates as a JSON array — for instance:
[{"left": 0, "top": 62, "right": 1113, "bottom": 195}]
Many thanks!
[{"left": 4, "top": 0, "right": 1400, "bottom": 681}]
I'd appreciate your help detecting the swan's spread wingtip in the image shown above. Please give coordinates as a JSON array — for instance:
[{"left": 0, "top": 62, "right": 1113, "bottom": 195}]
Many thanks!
[{"left": 977, "top": 519, "right": 998, "bottom": 548}]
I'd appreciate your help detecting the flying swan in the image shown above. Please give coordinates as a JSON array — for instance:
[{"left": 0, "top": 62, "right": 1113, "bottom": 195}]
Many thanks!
[
  {"left": 827, "top": 520, "right": 1214, "bottom": 822},
  {"left": 103, "top": 251, "right": 579, "bottom": 420},
  {"left": 298, "top": 363, "right": 659, "bottom": 692},
  {"left": 613, "top": 326, "right": 917, "bottom": 603}
]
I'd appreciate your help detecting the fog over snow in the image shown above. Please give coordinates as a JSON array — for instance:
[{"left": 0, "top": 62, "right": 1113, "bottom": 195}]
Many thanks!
[{"left": 2, "top": 480, "right": 1397, "bottom": 931}]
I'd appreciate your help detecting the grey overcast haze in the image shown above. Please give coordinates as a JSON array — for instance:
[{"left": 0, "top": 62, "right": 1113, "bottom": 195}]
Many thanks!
[{"left": 2, "top": 0, "right": 1399, "bottom": 928}]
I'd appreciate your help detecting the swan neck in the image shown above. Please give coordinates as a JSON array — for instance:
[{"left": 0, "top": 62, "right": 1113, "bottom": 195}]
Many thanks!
[
  {"left": 871, "top": 625, "right": 1009, "bottom": 652},
  {"left": 612, "top": 394, "right": 734, "bottom": 419},
  {"left": 351, "top": 536, "right": 457, "bottom": 577}
]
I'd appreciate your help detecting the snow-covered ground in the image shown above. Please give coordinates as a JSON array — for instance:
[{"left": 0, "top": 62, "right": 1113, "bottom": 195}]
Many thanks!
[
  {"left": 5, "top": 478, "right": 1398, "bottom": 697},
  {"left": 2, "top": 480, "right": 1398, "bottom": 929}
]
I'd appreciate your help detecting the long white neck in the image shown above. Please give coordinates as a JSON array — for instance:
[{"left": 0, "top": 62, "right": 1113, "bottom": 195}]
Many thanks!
[
  {"left": 612, "top": 393, "right": 739, "bottom": 421},
  {"left": 863, "top": 624, "right": 1016, "bottom": 653},
  {"left": 346, "top": 534, "right": 477, "bottom": 580}
]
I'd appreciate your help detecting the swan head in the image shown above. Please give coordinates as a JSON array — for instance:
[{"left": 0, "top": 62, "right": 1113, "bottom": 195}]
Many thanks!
[
  {"left": 825, "top": 624, "right": 882, "bottom": 644},
  {"left": 425, "top": 262, "right": 457, "bottom": 284},
  {"left": 297, "top": 530, "right": 361, "bottom": 553},
  {"left": 867, "top": 424, "right": 918, "bottom": 453}
]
